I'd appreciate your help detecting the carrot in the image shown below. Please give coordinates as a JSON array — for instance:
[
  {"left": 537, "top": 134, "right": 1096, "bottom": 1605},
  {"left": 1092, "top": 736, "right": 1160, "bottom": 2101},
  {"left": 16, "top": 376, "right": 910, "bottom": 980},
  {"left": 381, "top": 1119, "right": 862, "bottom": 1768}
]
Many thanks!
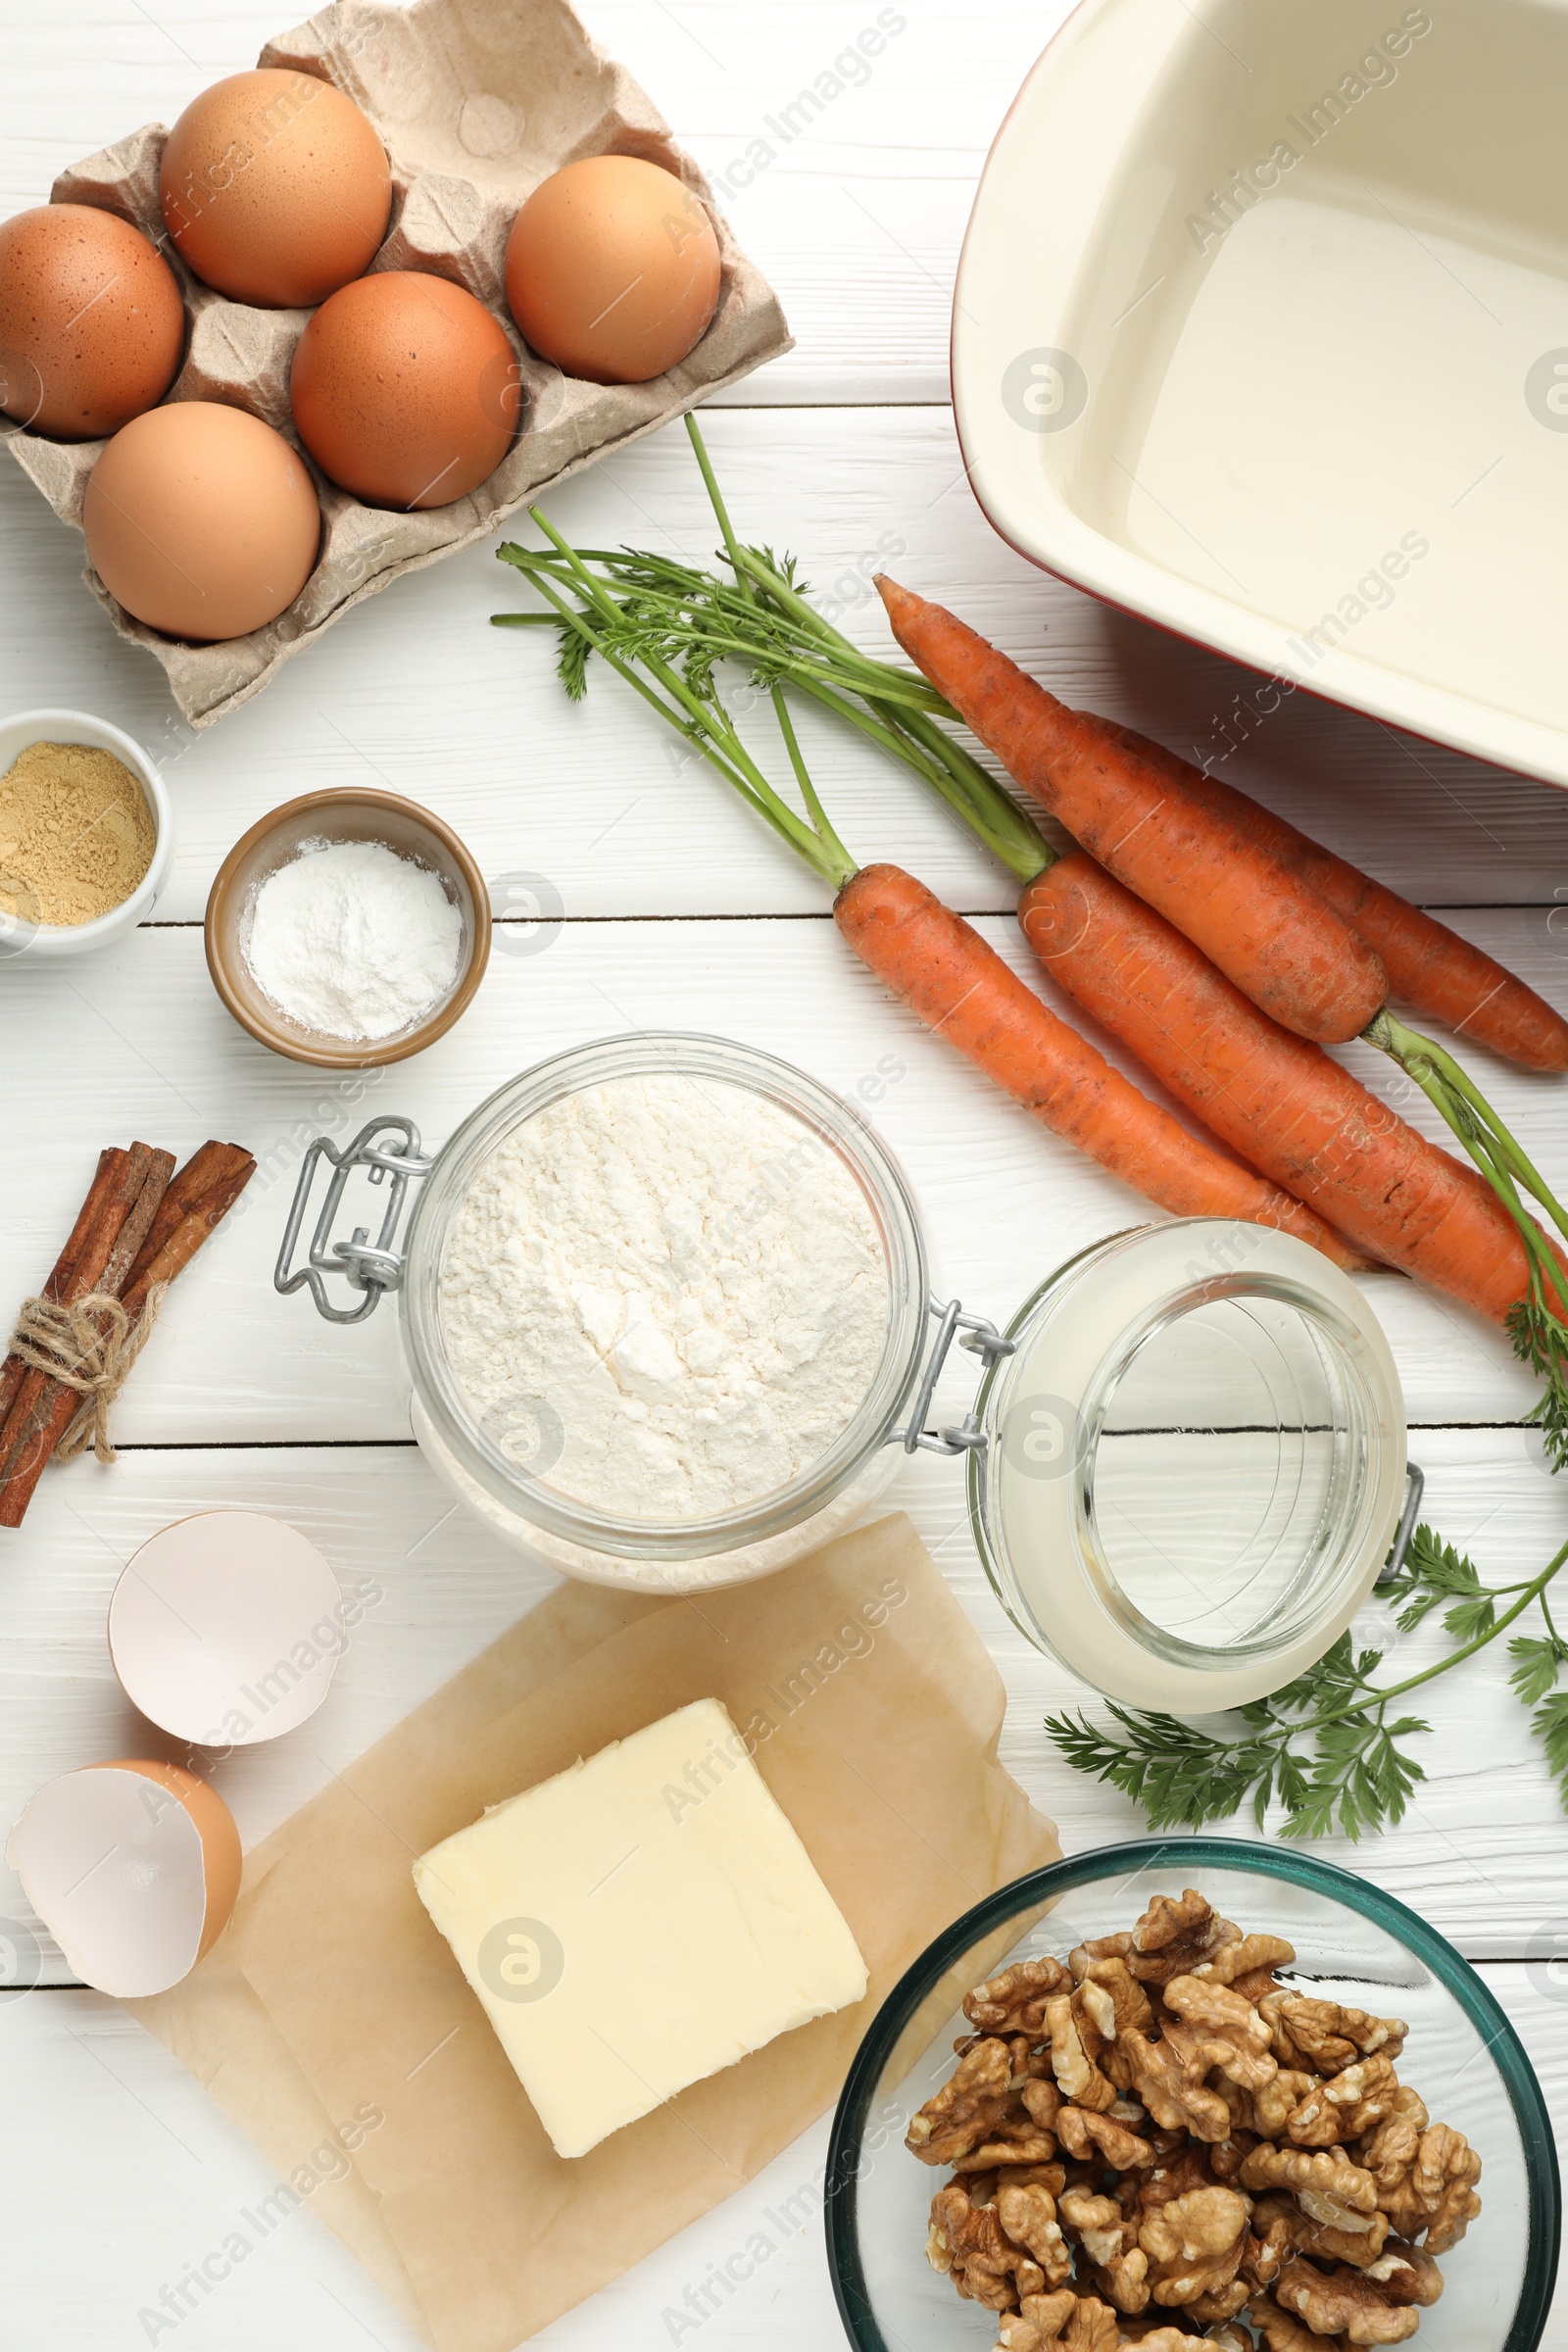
[
  {"left": 836, "top": 863, "right": 1369, "bottom": 1271},
  {"left": 1018, "top": 852, "right": 1559, "bottom": 1324},
  {"left": 875, "top": 576, "right": 1389, "bottom": 1047},
  {"left": 1098, "top": 718, "right": 1568, "bottom": 1074}
]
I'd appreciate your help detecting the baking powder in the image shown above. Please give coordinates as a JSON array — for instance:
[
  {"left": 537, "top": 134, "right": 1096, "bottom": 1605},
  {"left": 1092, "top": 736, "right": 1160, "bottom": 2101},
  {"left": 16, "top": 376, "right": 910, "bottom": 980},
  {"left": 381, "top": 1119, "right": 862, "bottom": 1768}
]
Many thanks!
[
  {"left": 440, "top": 1073, "right": 890, "bottom": 1520},
  {"left": 244, "top": 838, "right": 463, "bottom": 1041}
]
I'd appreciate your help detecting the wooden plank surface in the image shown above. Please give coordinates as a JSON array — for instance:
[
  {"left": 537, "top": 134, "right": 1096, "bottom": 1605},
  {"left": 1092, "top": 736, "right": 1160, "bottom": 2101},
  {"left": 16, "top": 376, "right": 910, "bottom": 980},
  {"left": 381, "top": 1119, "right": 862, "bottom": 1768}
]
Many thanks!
[
  {"left": 1, "top": 1, "right": 1565, "bottom": 2346},
  {"left": 0, "top": 1967, "right": 1561, "bottom": 2350}
]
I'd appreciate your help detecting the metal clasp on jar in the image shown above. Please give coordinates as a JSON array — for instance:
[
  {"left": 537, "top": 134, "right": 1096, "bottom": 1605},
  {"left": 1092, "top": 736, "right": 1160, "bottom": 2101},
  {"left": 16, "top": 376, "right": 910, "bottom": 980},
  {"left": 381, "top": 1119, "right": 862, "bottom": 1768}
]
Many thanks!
[
  {"left": 275, "top": 1116, "right": 433, "bottom": 1324},
  {"left": 893, "top": 1294, "right": 1017, "bottom": 1457}
]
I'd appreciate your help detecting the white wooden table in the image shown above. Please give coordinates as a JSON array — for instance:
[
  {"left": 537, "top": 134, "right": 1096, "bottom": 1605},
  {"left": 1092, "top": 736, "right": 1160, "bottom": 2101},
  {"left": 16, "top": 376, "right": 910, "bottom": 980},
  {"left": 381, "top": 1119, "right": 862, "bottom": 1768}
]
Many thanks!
[{"left": 3, "top": 4, "right": 1566, "bottom": 2345}]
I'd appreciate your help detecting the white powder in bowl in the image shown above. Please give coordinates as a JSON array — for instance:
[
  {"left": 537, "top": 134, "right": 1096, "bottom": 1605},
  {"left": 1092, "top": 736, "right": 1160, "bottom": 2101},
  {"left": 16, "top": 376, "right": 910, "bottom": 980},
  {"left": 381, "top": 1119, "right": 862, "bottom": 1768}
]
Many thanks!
[
  {"left": 245, "top": 838, "right": 464, "bottom": 1041},
  {"left": 439, "top": 1072, "right": 891, "bottom": 1522}
]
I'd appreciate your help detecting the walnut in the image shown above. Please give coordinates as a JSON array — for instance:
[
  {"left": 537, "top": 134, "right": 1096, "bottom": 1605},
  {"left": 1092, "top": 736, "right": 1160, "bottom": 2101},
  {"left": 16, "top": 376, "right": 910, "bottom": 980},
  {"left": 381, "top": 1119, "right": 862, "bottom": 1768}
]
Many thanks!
[
  {"left": 997, "top": 2297, "right": 1123, "bottom": 2352},
  {"left": 1285, "top": 2055, "right": 1401, "bottom": 2148},
  {"left": 967, "top": 1958, "right": 1075, "bottom": 2039},
  {"left": 1191, "top": 2278, "right": 1252, "bottom": 2325},
  {"left": 1240, "top": 2206, "right": 1296, "bottom": 2294},
  {"left": 1356, "top": 2087, "right": 1428, "bottom": 2189},
  {"left": 1258, "top": 1992, "right": 1406, "bottom": 2076},
  {"left": 1200, "top": 2328, "right": 1255, "bottom": 2352},
  {"left": 992, "top": 2289, "right": 1078, "bottom": 2351},
  {"left": 1209, "top": 2132, "right": 1259, "bottom": 2187},
  {"left": 1273, "top": 2251, "right": 1431, "bottom": 2343},
  {"left": 1238, "top": 2144, "right": 1379, "bottom": 2229},
  {"left": 908, "top": 2038, "right": 1010, "bottom": 2165},
  {"left": 1086, "top": 1956, "right": 1161, "bottom": 2050},
  {"left": 997, "top": 2182, "right": 1074, "bottom": 2289},
  {"left": 956, "top": 2077, "right": 1064, "bottom": 2173},
  {"left": 1162, "top": 1978, "right": 1278, "bottom": 2092},
  {"left": 1046, "top": 1991, "right": 1118, "bottom": 2114},
  {"left": 1061, "top": 2297, "right": 1123, "bottom": 2351},
  {"left": 1055, "top": 2104, "right": 1154, "bottom": 2171},
  {"left": 1057, "top": 2185, "right": 1150, "bottom": 2313},
  {"left": 1133, "top": 2144, "right": 1220, "bottom": 2219},
  {"left": 1192, "top": 1933, "right": 1297, "bottom": 1990},
  {"left": 1138, "top": 2185, "right": 1251, "bottom": 2309},
  {"left": 1251, "top": 2071, "right": 1320, "bottom": 2138},
  {"left": 1377, "top": 2120, "right": 1482, "bottom": 2252},
  {"left": 1250, "top": 2293, "right": 1350, "bottom": 2352},
  {"left": 1119, "top": 2028, "right": 1232, "bottom": 2142},
  {"left": 993, "top": 2162, "right": 1070, "bottom": 2201},
  {"left": 1247, "top": 2189, "right": 1392, "bottom": 2271},
  {"left": 927, "top": 2180, "right": 1046, "bottom": 2309},
  {"left": 1127, "top": 1889, "right": 1244, "bottom": 1986},
  {"left": 1070, "top": 1929, "right": 1135, "bottom": 1980}
]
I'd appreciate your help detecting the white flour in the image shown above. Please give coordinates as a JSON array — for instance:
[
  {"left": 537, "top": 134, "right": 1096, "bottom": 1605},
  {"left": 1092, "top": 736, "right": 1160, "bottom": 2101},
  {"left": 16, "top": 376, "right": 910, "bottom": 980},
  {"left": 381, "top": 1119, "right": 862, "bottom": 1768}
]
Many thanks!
[
  {"left": 245, "top": 838, "right": 463, "bottom": 1041},
  {"left": 440, "top": 1073, "right": 890, "bottom": 1521}
]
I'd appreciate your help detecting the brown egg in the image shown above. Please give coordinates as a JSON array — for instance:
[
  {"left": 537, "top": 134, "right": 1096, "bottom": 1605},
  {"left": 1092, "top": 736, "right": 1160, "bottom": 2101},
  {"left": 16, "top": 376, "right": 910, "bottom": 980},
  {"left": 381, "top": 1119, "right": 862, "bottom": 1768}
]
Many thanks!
[
  {"left": 84, "top": 401, "right": 320, "bottom": 641},
  {"left": 0, "top": 204, "right": 184, "bottom": 439},
  {"left": 160, "top": 69, "right": 391, "bottom": 309},
  {"left": 504, "top": 155, "right": 721, "bottom": 384},
  {"left": 289, "top": 270, "right": 521, "bottom": 509}
]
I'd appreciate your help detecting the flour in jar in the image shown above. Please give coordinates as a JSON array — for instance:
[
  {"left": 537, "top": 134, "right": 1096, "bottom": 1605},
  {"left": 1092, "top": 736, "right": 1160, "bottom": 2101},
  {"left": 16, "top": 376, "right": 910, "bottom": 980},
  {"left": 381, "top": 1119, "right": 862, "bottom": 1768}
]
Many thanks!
[{"left": 439, "top": 1073, "right": 891, "bottom": 1520}]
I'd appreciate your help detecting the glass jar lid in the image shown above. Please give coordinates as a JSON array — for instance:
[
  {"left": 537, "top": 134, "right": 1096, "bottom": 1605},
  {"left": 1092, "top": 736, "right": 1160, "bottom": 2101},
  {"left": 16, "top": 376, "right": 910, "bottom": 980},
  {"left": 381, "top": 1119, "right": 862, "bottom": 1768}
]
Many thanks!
[{"left": 965, "top": 1220, "right": 1407, "bottom": 1710}]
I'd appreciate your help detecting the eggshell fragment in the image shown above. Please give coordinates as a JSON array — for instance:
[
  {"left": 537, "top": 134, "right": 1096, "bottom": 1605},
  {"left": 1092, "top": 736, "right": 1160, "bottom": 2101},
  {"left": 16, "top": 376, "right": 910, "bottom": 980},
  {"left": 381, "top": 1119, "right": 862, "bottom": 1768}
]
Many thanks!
[
  {"left": 83, "top": 400, "right": 320, "bottom": 642},
  {"left": 161, "top": 69, "right": 391, "bottom": 308},
  {"left": 7, "top": 1760, "right": 241, "bottom": 1996},
  {"left": 0, "top": 204, "right": 185, "bottom": 439},
  {"left": 108, "top": 1509, "right": 345, "bottom": 1746},
  {"left": 504, "top": 154, "right": 721, "bottom": 384},
  {"left": 290, "top": 270, "right": 521, "bottom": 509}
]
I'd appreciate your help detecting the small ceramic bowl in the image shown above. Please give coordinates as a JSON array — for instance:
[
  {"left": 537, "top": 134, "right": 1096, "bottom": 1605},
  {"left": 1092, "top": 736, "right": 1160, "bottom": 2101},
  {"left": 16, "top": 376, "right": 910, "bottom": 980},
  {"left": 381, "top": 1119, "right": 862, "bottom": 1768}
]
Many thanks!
[
  {"left": 0, "top": 707, "right": 173, "bottom": 961},
  {"left": 205, "top": 786, "right": 492, "bottom": 1068}
]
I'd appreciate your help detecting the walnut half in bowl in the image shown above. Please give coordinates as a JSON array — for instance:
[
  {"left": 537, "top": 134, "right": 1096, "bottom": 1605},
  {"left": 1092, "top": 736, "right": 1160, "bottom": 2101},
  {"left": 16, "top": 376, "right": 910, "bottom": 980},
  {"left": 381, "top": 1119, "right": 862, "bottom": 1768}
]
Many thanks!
[{"left": 826, "top": 1846, "right": 1555, "bottom": 2352}]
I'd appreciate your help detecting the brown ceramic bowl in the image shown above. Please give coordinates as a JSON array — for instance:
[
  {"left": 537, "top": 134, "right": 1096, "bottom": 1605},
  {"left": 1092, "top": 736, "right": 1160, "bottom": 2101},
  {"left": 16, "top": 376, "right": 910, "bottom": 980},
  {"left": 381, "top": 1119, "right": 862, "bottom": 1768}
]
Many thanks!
[{"left": 205, "top": 788, "right": 491, "bottom": 1068}]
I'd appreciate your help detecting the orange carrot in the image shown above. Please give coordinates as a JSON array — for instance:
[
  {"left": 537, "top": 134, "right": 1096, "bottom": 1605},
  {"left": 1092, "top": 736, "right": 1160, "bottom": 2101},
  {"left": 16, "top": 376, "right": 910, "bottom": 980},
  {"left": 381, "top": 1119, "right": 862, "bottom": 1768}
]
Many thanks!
[
  {"left": 876, "top": 577, "right": 1389, "bottom": 1047},
  {"left": 836, "top": 864, "right": 1368, "bottom": 1270},
  {"left": 1018, "top": 852, "right": 1560, "bottom": 1324},
  {"left": 1094, "top": 717, "right": 1568, "bottom": 1074}
]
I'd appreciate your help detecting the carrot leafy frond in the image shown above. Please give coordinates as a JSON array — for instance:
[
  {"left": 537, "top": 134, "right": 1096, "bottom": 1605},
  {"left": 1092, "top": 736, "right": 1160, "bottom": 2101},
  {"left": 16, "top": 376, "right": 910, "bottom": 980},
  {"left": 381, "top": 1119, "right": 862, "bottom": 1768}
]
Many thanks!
[{"left": 1051, "top": 1528, "right": 1568, "bottom": 1838}]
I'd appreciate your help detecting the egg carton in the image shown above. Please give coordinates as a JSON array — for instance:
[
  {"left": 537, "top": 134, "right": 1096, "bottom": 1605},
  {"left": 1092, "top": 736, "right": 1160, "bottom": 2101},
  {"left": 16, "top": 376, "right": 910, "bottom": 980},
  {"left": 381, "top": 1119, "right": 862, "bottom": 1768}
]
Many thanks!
[{"left": 5, "top": 0, "right": 791, "bottom": 730}]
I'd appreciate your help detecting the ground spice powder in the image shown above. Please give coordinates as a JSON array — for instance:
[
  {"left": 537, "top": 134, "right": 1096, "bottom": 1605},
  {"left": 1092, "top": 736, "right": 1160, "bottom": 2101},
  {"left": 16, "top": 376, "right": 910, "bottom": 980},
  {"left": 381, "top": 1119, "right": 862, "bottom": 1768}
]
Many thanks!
[{"left": 0, "top": 740, "right": 156, "bottom": 927}]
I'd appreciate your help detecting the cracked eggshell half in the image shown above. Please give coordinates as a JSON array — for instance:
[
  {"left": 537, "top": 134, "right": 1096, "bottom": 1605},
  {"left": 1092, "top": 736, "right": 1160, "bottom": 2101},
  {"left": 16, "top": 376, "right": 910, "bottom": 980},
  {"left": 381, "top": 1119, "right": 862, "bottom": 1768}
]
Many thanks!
[
  {"left": 108, "top": 1509, "right": 343, "bottom": 1747},
  {"left": 7, "top": 1760, "right": 241, "bottom": 1996}
]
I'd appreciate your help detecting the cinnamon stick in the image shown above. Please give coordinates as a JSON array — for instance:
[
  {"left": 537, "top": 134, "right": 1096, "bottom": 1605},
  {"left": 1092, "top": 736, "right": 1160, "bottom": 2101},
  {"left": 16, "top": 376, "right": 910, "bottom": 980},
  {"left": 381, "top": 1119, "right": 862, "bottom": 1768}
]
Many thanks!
[
  {"left": 0, "top": 1148, "right": 125, "bottom": 1429},
  {"left": 121, "top": 1147, "right": 257, "bottom": 1322},
  {"left": 123, "top": 1140, "right": 254, "bottom": 1296},
  {"left": 0, "top": 1143, "right": 168, "bottom": 1528}
]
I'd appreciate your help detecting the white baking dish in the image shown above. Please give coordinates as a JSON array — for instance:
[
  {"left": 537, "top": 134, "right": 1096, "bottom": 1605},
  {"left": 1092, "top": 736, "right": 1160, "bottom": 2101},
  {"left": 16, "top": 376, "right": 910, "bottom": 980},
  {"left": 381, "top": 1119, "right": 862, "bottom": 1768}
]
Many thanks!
[{"left": 953, "top": 0, "right": 1568, "bottom": 784}]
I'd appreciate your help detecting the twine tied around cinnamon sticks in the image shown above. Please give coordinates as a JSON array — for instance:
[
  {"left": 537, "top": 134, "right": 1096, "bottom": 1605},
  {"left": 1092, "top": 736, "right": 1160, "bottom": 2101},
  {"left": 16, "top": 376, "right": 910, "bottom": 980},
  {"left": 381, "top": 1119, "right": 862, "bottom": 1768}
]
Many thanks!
[
  {"left": 6, "top": 1283, "right": 171, "bottom": 1464},
  {"left": 0, "top": 1140, "right": 256, "bottom": 1528}
]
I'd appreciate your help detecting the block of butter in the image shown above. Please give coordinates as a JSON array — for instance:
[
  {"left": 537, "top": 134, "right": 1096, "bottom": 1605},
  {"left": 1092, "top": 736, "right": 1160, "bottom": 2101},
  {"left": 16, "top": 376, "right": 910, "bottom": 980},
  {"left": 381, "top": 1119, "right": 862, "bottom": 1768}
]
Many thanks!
[{"left": 412, "top": 1697, "right": 868, "bottom": 2159}]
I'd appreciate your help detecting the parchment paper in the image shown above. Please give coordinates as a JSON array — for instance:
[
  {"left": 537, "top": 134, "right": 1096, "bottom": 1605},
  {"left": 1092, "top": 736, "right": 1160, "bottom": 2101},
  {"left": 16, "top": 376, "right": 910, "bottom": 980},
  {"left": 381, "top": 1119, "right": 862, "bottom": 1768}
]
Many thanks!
[
  {"left": 128, "top": 1513, "right": 1060, "bottom": 2352},
  {"left": 7, "top": 0, "right": 791, "bottom": 729}
]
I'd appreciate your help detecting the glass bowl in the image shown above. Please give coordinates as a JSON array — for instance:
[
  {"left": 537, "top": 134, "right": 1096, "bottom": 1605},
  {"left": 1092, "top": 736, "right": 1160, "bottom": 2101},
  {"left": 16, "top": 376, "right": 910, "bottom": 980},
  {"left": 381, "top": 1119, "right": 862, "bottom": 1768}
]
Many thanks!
[{"left": 825, "top": 1838, "right": 1560, "bottom": 2352}]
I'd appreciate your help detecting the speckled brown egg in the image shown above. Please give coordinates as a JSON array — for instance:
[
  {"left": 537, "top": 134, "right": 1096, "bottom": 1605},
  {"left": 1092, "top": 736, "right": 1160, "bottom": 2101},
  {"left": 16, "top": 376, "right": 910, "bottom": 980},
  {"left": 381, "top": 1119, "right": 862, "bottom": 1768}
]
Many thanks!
[
  {"left": 289, "top": 270, "right": 521, "bottom": 510},
  {"left": 84, "top": 401, "right": 320, "bottom": 641},
  {"left": 0, "top": 205, "right": 184, "bottom": 439},
  {"left": 504, "top": 155, "right": 721, "bottom": 384},
  {"left": 160, "top": 69, "right": 391, "bottom": 309}
]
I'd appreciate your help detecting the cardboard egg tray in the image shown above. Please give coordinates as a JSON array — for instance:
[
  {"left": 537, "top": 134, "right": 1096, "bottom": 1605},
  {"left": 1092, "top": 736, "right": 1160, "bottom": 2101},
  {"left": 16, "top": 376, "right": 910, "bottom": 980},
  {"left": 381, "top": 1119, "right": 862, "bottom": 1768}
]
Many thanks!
[{"left": 6, "top": 0, "right": 791, "bottom": 729}]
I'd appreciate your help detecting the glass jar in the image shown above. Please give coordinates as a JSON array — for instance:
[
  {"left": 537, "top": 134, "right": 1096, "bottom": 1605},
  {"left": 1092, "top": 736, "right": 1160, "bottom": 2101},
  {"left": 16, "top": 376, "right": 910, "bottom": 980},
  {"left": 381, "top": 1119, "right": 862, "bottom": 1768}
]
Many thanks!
[
  {"left": 278, "top": 1033, "right": 932, "bottom": 1591},
  {"left": 962, "top": 1221, "right": 1408, "bottom": 1710},
  {"left": 277, "top": 1032, "right": 1413, "bottom": 1700}
]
